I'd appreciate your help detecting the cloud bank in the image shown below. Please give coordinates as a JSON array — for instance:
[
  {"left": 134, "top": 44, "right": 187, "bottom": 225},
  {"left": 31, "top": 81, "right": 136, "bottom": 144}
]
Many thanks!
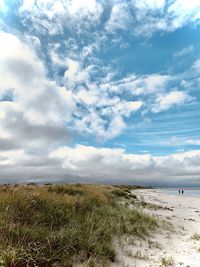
[{"left": 1, "top": 144, "right": 200, "bottom": 186}]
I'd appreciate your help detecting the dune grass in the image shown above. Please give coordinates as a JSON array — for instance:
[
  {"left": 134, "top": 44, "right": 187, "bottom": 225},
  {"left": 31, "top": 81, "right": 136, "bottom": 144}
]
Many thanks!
[
  {"left": 191, "top": 233, "right": 200, "bottom": 241},
  {"left": 160, "top": 257, "right": 174, "bottom": 266},
  {"left": 0, "top": 184, "right": 157, "bottom": 267}
]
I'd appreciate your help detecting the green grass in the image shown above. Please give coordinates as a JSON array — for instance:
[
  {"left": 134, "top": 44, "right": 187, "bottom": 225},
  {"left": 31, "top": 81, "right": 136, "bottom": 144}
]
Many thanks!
[{"left": 0, "top": 184, "right": 158, "bottom": 267}]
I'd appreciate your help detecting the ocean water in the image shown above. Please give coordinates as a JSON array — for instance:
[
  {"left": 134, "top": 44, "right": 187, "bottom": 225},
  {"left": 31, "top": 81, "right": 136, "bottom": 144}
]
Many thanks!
[{"left": 158, "top": 188, "right": 200, "bottom": 197}]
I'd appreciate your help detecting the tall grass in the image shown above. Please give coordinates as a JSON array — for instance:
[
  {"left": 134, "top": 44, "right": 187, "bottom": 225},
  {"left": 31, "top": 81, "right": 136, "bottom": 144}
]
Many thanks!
[{"left": 0, "top": 184, "right": 157, "bottom": 266}]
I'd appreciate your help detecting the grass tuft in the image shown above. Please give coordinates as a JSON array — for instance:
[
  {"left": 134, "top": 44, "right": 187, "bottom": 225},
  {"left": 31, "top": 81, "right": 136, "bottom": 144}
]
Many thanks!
[
  {"left": 191, "top": 233, "right": 200, "bottom": 241},
  {"left": 160, "top": 257, "right": 174, "bottom": 266}
]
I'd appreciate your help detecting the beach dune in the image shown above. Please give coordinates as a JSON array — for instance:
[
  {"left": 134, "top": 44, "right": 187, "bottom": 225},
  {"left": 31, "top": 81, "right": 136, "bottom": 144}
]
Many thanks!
[{"left": 113, "top": 189, "right": 200, "bottom": 267}]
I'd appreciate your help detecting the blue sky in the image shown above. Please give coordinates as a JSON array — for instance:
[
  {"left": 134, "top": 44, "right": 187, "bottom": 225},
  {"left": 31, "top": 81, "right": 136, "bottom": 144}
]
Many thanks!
[{"left": 0, "top": 0, "right": 200, "bottom": 185}]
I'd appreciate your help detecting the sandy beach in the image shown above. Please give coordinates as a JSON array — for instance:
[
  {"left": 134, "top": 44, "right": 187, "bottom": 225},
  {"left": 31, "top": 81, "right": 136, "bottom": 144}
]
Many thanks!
[{"left": 113, "top": 189, "right": 200, "bottom": 267}]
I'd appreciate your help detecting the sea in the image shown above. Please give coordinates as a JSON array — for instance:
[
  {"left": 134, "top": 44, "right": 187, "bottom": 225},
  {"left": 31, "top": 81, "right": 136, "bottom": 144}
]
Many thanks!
[{"left": 156, "top": 187, "right": 200, "bottom": 197}]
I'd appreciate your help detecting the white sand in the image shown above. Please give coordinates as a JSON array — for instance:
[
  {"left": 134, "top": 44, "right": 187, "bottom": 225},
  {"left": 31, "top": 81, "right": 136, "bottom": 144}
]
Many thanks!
[{"left": 112, "top": 189, "right": 200, "bottom": 267}]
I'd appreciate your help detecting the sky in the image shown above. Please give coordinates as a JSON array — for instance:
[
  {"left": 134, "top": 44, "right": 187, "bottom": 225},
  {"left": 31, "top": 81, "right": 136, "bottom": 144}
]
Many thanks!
[{"left": 0, "top": 0, "right": 200, "bottom": 186}]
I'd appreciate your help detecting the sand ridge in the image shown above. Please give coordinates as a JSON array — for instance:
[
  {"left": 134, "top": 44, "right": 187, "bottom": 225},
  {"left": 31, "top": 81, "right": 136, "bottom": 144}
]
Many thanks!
[{"left": 112, "top": 189, "right": 200, "bottom": 267}]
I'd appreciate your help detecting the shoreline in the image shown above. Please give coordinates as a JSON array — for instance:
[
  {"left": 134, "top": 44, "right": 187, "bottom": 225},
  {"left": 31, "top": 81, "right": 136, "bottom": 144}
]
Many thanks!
[
  {"left": 113, "top": 189, "right": 200, "bottom": 267},
  {"left": 155, "top": 188, "right": 200, "bottom": 198}
]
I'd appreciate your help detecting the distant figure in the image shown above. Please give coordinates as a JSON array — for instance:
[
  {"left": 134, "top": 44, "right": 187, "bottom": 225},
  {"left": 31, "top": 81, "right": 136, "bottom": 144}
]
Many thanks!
[
  {"left": 179, "top": 190, "right": 180, "bottom": 195},
  {"left": 182, "top": 190, "right": 184, "bottom": 195}
]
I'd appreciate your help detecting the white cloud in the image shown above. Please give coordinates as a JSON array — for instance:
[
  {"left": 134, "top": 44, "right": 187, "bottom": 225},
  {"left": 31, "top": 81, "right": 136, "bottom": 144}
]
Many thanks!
[
  {"left": 186, "top": 140, "right": 200, "bottom": 146},
  {"left": 0, "top": 32, "right": 45, "bottom": 108},
  {"left": 68, "top": 0, "right": 102, "bottom": 18},
  {"left": 159, "top": 137, "right": 200, "bottom": 147},
  {"left": 16, "top": 0, "right": 200, "bottom": 39},
  {"left": 105, "top": 73, "right": 171, "bottom": 96},
  {"left": 133, "top": 0, "right": 200, "bottom": 36},
  {"left": 0, "top": 32, "right": 75, "bottom": 154},
  {"left": 73, "top": 111, "right": 126, "bottom": 141},
  {"left": 49, "top": 144, "right": 200, "bottom": 184},
  {"left": 114, "top": 101, "right": 143, "bottom": 117},
  {"left": 174, "top": 45, "right": 194, "bottom": 58},
  {"left": 63, "top": 58, "right": 89, "bottom": 86},
  {"left": 0, "top": 143, "right": 199, "bottom": 184},
  {"left": 0, "top": 29, "right": 196, "bottom": 145},
  {"left": 73, "top": 91, "right": 143, "bottom": 140},
  {"left": 19, "top": 0, "right": 103, "bottom": 35},
  {"left": 152, "top": 91, "right": 191, "bottom": 113},
  {"left": 0, "top": 31, "right": 145, "bottom": 145},
  {"left": 0, "top": 149, "right": 27, "bottom": 166},
  {"left": 105, "top": 2, "right": 131, "bottom": 32},
  {"left": 20, "top": 0, "right": 66, "bottom": 17},
  {"left": 135, "top": 74, "right": 170, "bottom": 95},
  {"left": 192, "top": 59, "right": 200, "bottom": 72},
  {"left": 105, "top": 116, "right": 126, "bottom": 140},
  {"left": 0, "top": 0, "right": 7, "bottom": 13},
  {"left": 168, "top": 0, "right": 200, "bottom": 29},
  {"left": 76, "top": 89, "right": 99, "bottom": 105},
  {"left": 102, "top": 100, "right": 143, "bottom": 117},
  {"left": 0, "top": 32, "right": 76, "bottom": 119},
  {"left": 134, "top": 0, "right": 166, "bottom": 10}
]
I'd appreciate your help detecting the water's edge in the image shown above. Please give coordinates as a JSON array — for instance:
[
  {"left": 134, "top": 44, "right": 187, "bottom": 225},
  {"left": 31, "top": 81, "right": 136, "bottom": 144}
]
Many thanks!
[{"left": 156, "top": 188, "right": 200, "bottom": 197}]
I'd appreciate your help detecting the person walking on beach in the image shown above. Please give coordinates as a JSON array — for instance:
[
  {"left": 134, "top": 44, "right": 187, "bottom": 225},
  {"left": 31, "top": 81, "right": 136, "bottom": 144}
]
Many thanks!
[
  {"left": 182, "top": 190, "right": 184, "bottom": 194},
  {"left": 179, "top": 190, "right": 180, "bottom": 195}
]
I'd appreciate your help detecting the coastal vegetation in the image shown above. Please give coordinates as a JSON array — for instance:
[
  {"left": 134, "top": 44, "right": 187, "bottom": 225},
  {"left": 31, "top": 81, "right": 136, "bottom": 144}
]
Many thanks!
[
  {"left": 191, "top": 233, "right": 200, "bottom": 241},
  {"left": 160, "top": 257, "right": 174, "bottom": 267},
  {"left": 0, "top": 184, "right": 158, "bottom": 266}
]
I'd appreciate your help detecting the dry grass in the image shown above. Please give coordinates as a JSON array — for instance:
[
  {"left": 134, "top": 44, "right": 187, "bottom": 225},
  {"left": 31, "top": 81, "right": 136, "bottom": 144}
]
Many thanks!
[
  {"left": 160, "top": 257, "right": 174, "bottom": 266},
  {"left": 0, "top": 184, "right": 158, "bottom": 267},
  {"left": 191, "top": 233, "right": 200, "bottom": 241}
]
